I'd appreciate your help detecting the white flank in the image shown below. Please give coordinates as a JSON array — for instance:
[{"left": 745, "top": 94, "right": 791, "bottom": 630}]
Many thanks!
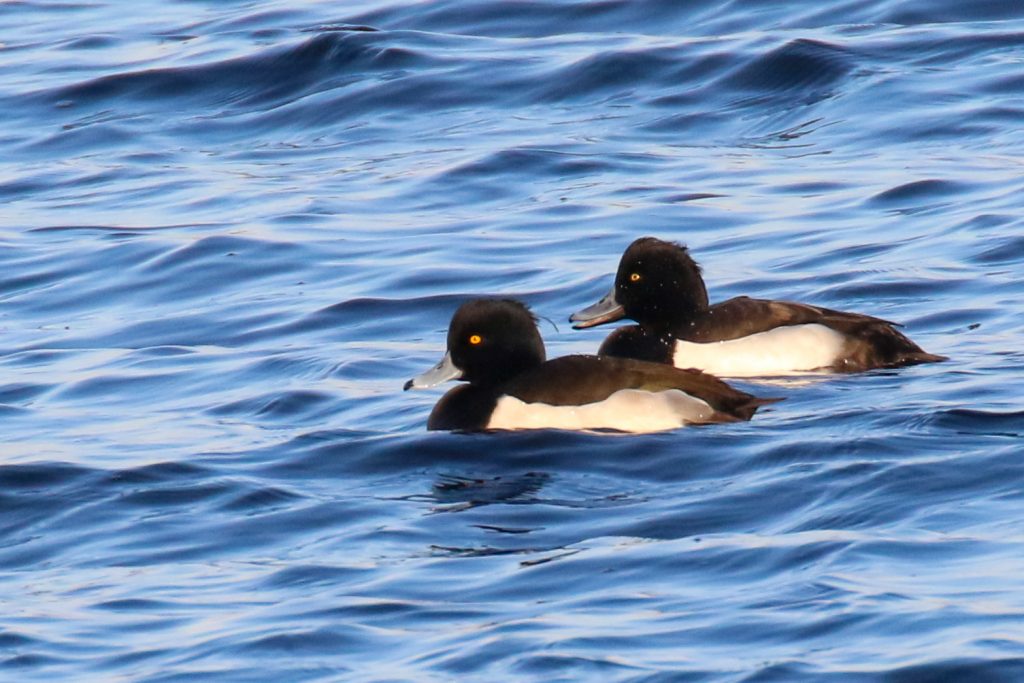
[
  {"left": 486, "top": 389, "right": 715, "bottom": 433},
  {"left": 672, "top": 323, "right": 846, "bottom": 377}
]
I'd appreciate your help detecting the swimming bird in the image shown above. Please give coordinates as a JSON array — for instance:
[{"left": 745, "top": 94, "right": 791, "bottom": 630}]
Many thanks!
[
  {"left": 404, "top": 298, "right": 778, "bottom": 432},
  {"left": 570, "top": 237, "right": 946, "bottom": 376}
]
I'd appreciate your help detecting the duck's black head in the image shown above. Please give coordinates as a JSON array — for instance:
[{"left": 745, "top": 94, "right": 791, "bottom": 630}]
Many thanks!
[
  {"left": 448, "top": 299, "right": 545, "bottom": 385},
  {"left": 571, "top": 237, "right": 709, "bottom": 331},
  {"left": 405, "top": 299, "right": 546, "bottom": 391}
]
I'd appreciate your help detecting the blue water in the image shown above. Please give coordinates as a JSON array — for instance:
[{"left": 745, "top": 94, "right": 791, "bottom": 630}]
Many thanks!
[{"left": 3, "top": 0, "right": 1024, "bottom": 679}]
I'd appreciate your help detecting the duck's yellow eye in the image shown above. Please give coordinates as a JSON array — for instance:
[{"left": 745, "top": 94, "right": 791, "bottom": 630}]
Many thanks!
[
  {"left": 469, "top": 334, "right": 482, "bottom": 345},
  {"left": 630, "top": 272, "right": 641, "bottom": 282}
]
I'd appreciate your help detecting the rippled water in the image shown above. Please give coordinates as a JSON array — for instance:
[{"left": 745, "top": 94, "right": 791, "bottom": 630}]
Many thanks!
[{"left": 3, "top": 0, "right": 1024, "bottom": 679}]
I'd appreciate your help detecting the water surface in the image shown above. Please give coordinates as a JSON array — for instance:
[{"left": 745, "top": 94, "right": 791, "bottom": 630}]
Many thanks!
[{"left": 2, "top": 0, "right": 1024, "bottom": 679}]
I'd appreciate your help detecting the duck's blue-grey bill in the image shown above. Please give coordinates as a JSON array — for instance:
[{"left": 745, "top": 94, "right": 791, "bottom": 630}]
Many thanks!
[
  {"left": 404, "top": 351, "right": 462, "bottom": 390},
  {"left": 569, "top": 289, "right": 625, "bottom": 329}
]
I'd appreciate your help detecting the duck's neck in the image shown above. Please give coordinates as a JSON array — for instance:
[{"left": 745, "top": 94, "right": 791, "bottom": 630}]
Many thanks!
[
  {"left": 638, "top": 289, "right": 708, "bottom": 334},
  {"left": 468, "top": 347, "right": 544, "bottom": 388}
]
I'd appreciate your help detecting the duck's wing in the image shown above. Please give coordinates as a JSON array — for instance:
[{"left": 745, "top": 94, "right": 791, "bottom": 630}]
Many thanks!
[
  {"left": 686, "top": 297, "right": 945, "bottom": 371},
  {"left": 683, "top": 297, "right": 895, "bottom": 341},
  {"left": 502, "top": 355, "right": 780, "bottom": 421}
]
